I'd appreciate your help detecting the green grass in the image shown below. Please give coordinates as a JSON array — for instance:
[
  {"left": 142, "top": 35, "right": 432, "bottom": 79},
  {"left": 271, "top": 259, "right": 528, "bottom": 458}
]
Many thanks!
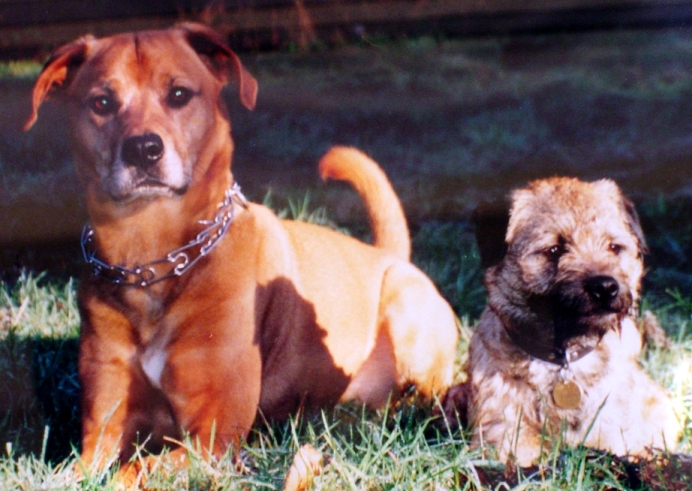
[
  {"left": 0, "top": 61, "right": 41, "bottom": 80},
  {"left": 0, "top": 197, "right": 691, "bottom": 489},
  {"left": 3, "top": 26, "right": 692, "bottom": 488},
  {"left": 0, "top": 273, "right": 80, "bottom": 464}
]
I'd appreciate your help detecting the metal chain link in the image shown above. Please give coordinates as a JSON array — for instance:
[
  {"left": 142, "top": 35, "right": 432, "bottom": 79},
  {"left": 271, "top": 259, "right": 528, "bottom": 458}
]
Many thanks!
[{"left": 81, "top": 182, "right": 247, "bottom": 287}]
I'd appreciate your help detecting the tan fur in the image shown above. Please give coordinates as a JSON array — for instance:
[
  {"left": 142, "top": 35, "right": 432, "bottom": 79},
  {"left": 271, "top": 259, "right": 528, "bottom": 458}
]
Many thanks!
[
  {"left": 283, "top": 444, "right": 324, "bottom": 491},
  {"left": 465, "top": 177, "right": 679, "bottom": 466},
  {"left": 25, "top": 23, "right": 458, "bottom": 482},
  {"left": 319, "top": 147, "right": 410, "bottom": 261}
]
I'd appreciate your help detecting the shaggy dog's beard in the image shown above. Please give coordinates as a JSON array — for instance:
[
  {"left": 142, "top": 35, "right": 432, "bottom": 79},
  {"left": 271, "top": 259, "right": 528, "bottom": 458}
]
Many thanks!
[{"left": 499, "top": 280, "right": 632, "bottom": 364}]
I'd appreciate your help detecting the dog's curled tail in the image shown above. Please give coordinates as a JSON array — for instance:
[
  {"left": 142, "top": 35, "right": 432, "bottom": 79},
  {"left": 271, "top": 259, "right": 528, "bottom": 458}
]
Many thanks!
[{"left": 319, "top": 146, "right": 410, "bottom": 261}]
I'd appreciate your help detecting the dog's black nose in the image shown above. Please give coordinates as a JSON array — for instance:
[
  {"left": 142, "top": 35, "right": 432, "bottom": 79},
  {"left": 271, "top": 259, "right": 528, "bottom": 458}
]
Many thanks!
[
  {"left": 121, "top": 133, "right": 164, "bottom": 168},
  {"left": 584, "top": 275, "right": 619, "bottom": 306}
]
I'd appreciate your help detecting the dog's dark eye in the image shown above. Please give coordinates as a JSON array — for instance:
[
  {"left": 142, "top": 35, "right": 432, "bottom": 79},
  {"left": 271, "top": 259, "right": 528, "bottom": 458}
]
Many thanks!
[
  {"left": 609, "top": 243, "right": 623, "bottom": 255},
  {"left": 167, "top": 87, "right": 193, "bottom": 108},
  {"left": 89, "top": 94, "right": 118, "bottom": 116},
  {"left": 547, "top": 245, "right": 565, "bottom": 261}
]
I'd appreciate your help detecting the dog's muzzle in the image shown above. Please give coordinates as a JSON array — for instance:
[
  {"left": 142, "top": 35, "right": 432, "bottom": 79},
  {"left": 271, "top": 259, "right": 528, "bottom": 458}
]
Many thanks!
[
  {"left": 499, "top": 274, "right": 633, "bottom": 365},
  {"left": 552, "top": 273, "right": 632, "bottom": 317},
  {"left": 106, "top": 131, "right": 189, "bottom": 201}
]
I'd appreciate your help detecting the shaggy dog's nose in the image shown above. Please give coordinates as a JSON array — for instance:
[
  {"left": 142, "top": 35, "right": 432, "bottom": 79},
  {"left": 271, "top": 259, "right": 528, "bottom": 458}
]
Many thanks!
[{"left": 584, "top": 275, "right": 619, "bottom": 307}]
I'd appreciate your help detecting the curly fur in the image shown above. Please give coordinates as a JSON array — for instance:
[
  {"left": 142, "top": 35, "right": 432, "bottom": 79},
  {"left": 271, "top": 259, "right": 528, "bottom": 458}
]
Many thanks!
[{"left": 466, "top": 177, "right": 680, "bottom": 466}]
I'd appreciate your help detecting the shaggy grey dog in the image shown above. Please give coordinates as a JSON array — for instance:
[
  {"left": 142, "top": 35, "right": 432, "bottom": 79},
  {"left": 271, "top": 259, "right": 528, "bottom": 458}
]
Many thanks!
[{"left": 466, "top": 177, "right": 680, "bottom": 466}]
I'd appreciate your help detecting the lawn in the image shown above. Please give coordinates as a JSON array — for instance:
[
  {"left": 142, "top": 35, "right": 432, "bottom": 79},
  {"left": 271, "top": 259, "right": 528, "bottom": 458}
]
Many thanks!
[
  {"left": 0, "top": 200, "right": 691, "bottom": 489},
  {"left": 1, "top": 25, "right": 692, "bottom": 489}
]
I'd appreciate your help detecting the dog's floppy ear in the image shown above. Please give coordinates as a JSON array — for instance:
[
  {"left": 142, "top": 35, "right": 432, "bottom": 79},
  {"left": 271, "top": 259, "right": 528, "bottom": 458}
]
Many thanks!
[
  {"left": 595, "top": 179, "right": 649, "bottom": 257},
  {"left": 473, "top": 197, "right": 510, "bottom": 269},
  {"left": 623, "top": 197, "right": 649, "bottom": 257},
  {"left": 24, "top": 36, "right": 93, "bottom": 130},
  {"left": 179, "top": 22, "right": 258, "bottom": 111}
]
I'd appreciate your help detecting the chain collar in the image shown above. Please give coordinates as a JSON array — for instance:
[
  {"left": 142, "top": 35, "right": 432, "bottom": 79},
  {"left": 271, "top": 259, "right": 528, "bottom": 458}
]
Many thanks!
[{"left": 81, "top": 182, "right": 248, "bottom": 287}]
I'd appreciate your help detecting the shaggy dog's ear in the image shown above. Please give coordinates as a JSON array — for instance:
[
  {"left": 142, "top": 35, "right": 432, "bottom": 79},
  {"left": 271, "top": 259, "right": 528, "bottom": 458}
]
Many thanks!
[
  {"left": 594, "top": 178, "right": 648, "bottom": 258},
  {"left": 623, "top": 198, "right": 648, "bottom": 257},
  {"left": 473, "top": 197, "right": 510, "bottom": 269}
]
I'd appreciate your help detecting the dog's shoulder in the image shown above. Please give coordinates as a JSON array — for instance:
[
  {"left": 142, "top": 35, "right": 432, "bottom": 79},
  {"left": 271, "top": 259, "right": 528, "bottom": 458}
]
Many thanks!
[
  {"left": 231, "top": 202, "right": 288, "bottom": 239},
  {"left": 472, "top": 307, "right": 507, "bottom": 345},
  {"left": 469, "top": 307, "right": 519, "bottom": 370},
  {"left": 223, "top": 202, "right": 297, "bottom": 268}
]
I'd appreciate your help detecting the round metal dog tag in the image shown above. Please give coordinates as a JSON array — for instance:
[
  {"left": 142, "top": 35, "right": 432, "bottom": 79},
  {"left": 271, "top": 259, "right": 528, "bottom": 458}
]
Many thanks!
[{"left": 552, "top": 380, "right": 582, "bottom": 409}]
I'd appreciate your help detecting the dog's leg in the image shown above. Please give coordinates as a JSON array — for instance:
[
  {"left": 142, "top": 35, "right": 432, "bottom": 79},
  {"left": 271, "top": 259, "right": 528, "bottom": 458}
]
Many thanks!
[
  {"left": 160, "top": 326, "right": 263, "bottom": 461},
  {"left": 79, "top": 306, "right": 143, "bottom": 470},
  {"left": 378, "top": 262, "right": 458, "bottom": 398},
  {"left": 79, "top": 377, "right": 130, "bottom": 471},
  {"left": 80, "top": 350, "right": 180, "bottom": 470},
  {"left": 79, "top": 296, "right": 182, "bottom": 476},
  {"left": 474, "top": 404, "right": 545, "bottom": 466}
]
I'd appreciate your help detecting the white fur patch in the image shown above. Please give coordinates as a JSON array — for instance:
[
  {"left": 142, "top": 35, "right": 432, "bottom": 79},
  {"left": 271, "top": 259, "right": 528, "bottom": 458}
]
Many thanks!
[
  {"left": 159, "top": 142, "right": 186, "bottom": 189},
  {"left": 141, "top": 345, "right": 167, "bottom": 389}
]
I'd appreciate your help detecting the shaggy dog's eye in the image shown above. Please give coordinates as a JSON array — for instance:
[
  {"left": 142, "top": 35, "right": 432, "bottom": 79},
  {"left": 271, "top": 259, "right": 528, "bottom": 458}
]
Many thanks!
[
  {"left": 89, "top": 94, "right": 119, "bottom": 116},
  {"left": 609, "top": 243, "right": 623, "bottom": 255},
  {"left": 167, "top": 86, "right": 194, "bottom": 108},
  {"left": 546, "top": 244, "right": 565, "bottom": 261}
]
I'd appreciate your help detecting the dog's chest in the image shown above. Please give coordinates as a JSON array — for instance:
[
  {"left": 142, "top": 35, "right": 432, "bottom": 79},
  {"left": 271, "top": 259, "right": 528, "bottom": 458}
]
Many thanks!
[
  {"left": 137, "top": 317, "right": 172, "bottom": 390},
  {"left": 121, "top": 289, "right": 171, "bottom": 389},
  {"left": 528, "top": 352, "right": 608, "bottom": 428},
  {"left": 122, "top": 288, "right": 166, "bottom": 322},
  {"left": 141, "top": 343, "right": 168, "bottom": 389}
]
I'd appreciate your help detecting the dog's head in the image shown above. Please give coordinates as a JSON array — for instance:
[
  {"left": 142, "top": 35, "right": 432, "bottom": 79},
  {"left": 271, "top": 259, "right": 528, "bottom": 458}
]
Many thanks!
[
  {"left": 488, "top": 177, "right": 647, "bottom": 357},
  {"left": 24, "top": 23, "right": 257, "bottom": 206}
]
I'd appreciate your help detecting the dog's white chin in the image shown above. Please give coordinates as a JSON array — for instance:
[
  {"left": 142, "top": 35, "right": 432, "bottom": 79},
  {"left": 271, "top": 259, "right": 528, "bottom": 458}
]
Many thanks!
[
  {"left": 104, "top": 155, "right": 189, "bottom": 203},
  {"left": 109, "top": 184, "right": 183, "bottom": 203}
]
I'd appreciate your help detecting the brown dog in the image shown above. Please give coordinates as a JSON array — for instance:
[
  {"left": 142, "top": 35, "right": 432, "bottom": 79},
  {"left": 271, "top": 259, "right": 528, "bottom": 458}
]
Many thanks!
[
  {"left": 464, "top": 177, "right": 680, "bottom": 466},
  {"left": 25, "top": 23, "right": 458, "bottom": 476}
]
